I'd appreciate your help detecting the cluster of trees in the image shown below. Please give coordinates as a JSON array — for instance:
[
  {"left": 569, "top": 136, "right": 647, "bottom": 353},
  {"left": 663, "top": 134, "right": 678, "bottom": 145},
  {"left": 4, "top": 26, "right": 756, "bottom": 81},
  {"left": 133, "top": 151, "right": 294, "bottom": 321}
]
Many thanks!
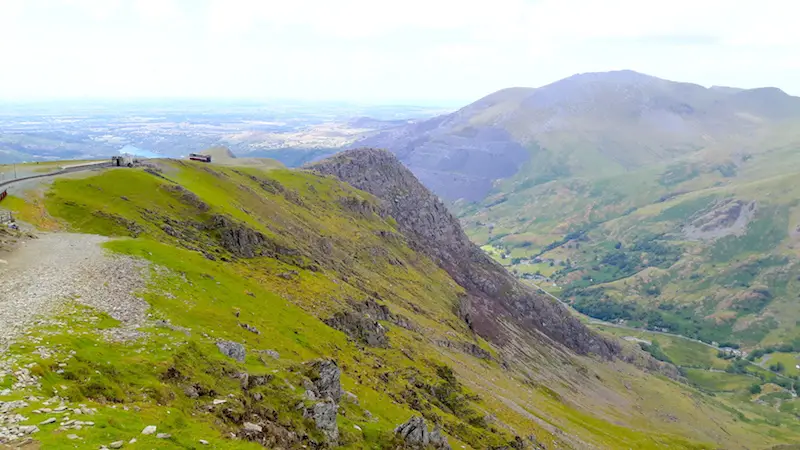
[
  {"left": 638, "top": 340, "right": 672, "bottom": 363},
  {"left": 746, "top": 341, "right": 800, "bottom": 361},
  {"left": 726, "top": 357, "right": 798, "bottom": 391},
  {"left": 567, "top": 287, "right": 732, "bottom": 344},
  {"left": 536, "top": 229, "right": 588, "bottom": 257},
  {"left": 769, "top": 361, "right": 787, "bottom": 373}
]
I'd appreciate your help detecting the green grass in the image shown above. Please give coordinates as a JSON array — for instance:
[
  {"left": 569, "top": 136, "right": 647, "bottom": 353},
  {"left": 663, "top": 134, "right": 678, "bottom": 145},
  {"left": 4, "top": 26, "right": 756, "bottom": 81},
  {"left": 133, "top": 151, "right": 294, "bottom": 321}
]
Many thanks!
[
  {"left": 590, "top": 325, "right": 729, "bottom": 370},
  {"left": 757, "top": 353, "right": 800, "bottom": 377},
  {"left": 683, "top": 369, "right": 755, "bottom": 392}
]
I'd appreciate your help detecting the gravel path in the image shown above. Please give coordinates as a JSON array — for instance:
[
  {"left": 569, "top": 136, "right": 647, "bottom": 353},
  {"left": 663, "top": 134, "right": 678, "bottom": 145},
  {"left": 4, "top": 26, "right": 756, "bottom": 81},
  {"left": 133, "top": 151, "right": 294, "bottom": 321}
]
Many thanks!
[{"left": 0, "top": 233, "right": 148, "bottom": 351}]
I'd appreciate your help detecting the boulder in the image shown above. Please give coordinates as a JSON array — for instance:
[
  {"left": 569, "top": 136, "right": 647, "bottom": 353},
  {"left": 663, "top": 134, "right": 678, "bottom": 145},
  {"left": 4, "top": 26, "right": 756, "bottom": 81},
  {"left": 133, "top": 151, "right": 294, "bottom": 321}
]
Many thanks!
[
  {"left": 309, "top": 359, "right": 343, "bottom": 402},
  {"left": 394, "top": 416, "right": 451, "bottom": 449},
  {"left": 305, "top": 400, "right": 339, "bottom": 443},
  {"left": 216, "top": 340, "right": 246, "bottom": 362}
]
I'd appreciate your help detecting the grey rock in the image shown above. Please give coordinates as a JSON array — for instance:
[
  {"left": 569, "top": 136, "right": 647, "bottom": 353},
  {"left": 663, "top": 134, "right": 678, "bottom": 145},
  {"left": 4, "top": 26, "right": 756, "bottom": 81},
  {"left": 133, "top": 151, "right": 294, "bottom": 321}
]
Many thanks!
[
  {"left": 199, "top": 439, "right": 209, "bottom": 445},
  {"left": 211, "top": 214, "right": 265, "bottom": 258},
  {"left": 239, "top": 323, "right": 260, "bottom": 334},
  {"left": 156, "top": 433, "right": 171, "bottom": 439},
  {"left": 308, "top": 359, "right": 343, "bottom": 402},
  {"left": 216, "top": 340, "right": 246, "bottom": 362},
  {"left": 183, "top": 385, "right": 199, "bottom": 398},
  {"left": 39, "top": 417, "right": 56, "bottom": 425},
  {"left": 18, "top": 425, "right": 39, "bottom": 434},
  {"left": 324, "top": 310, "right": 388, "bottom": 347},
  {"left": 305, "top": 400, "right": 338, "bottom": 443},
  {"left": 247, "top": 374, "right": 273, "bottom": 389},
  {"left": 243, "top": 422, "right": 262, "bottom": 433},
  {"left": 141, "top": 425, "right": 157, "bottom": 435},
  {"left": 262, "top": 349, "right": 280, "bottom": 360},
  {"left": 394, "top": 416, "right": 451, "bottom": 449},
  {"left": 67, "top": 434, "right": 79, "bottom": 440},
  {"left": 343, "top": 391, "right": 359, "bottom": 404},
  {"left": 109, "top": 441, "right": 124, "bottom": 449}
]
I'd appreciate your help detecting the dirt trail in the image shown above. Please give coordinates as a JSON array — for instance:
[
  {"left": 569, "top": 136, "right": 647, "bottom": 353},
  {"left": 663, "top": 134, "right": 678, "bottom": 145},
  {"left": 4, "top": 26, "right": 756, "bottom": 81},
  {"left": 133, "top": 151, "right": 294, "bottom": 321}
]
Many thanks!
[{"left": 0, "top": 233, "right": 148, "bottom": 351}]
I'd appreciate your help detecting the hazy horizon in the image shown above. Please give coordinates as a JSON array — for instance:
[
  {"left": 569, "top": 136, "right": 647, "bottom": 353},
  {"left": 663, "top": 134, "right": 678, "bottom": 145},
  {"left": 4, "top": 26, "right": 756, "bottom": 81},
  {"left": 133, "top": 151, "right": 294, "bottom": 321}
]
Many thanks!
[{"left": 0, "top": 0, "right": 798, "bottom": 103}]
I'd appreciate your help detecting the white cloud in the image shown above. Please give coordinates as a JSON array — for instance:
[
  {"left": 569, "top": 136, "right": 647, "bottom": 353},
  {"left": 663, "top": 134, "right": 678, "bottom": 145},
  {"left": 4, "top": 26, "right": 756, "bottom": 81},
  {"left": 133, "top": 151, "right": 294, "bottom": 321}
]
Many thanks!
[
  {"left": 133, "top": 0, "right": 179, "bottom": 23},
  {"left": 0, "top": 0, "right": 799, "bottom": 100},
  {"left": 61, "top": 0, "right": 123, "bottom": 20}
]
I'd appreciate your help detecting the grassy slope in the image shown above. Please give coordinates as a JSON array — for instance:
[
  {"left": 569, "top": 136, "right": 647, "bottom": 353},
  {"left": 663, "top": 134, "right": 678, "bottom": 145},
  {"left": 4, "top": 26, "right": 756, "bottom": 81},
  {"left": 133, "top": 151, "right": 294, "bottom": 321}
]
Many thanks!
[
  {"left": 460, "top": 132, "right": 800, "bottom": 350},
  {"left": 2, "top": 161, "right": 798, "bottom": 448}
]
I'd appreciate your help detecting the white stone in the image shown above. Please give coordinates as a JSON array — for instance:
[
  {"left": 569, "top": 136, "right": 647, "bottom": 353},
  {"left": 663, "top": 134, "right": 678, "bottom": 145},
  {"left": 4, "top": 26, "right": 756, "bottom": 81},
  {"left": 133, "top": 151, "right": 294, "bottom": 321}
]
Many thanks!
[
  {"left": 141, "top": 425, "right": 157, "bottom": 435},
  {"left": 243, "top": 422, "right": 263, "bottom": 432}
]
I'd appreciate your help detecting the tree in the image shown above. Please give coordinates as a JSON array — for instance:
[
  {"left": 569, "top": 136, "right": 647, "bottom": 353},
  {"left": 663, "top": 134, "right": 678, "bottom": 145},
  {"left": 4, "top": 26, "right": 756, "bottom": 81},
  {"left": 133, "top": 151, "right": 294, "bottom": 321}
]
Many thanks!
[{"left": 749, "top": 384, "right": 762, "bottom": 395}]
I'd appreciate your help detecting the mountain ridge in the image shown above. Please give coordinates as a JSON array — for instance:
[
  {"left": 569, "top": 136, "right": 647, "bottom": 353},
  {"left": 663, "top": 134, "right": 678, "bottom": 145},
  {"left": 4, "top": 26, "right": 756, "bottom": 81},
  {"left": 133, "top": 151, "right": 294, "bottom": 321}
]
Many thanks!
[
  {"left": 355, "top": 70, "right": 800, "bottom": 202},
  {"left": 307, "top": 148, "right": 625, "bottom": 360}
]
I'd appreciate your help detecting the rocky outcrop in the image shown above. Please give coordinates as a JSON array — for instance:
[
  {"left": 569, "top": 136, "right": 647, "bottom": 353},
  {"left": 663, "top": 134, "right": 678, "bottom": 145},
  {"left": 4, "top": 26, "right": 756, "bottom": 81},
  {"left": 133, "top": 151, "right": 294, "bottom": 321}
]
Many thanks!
[
  {"left": 323, "top": 298, "right": 417, "bottom": 347},
  {"left": 306, "top": 359, "right": 344, "bottom": 402},
  {"left": 304, "top": 399, "right": 339, "bottom": 443},
  {"left": 211, "top": 215, "right": 266, "bottom": 258},
  {"left": 324, "top": 310, "right": 388, "bottom": 347},
  {"left": 308, "top": 148, "right": 620, "bottom": 359},
  {"left": 216, "top": 340, "right": 246, "bottom": 362},
  {"left": 394, "top": 416, "right": 451, "bottom": 449}
]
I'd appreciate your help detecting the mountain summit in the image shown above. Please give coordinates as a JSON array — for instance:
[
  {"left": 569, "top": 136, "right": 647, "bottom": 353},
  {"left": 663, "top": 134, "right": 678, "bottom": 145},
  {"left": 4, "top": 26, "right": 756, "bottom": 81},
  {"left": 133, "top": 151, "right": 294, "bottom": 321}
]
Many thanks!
[{"left": 356, "top": 70, "right": 800, "bottom": 201}]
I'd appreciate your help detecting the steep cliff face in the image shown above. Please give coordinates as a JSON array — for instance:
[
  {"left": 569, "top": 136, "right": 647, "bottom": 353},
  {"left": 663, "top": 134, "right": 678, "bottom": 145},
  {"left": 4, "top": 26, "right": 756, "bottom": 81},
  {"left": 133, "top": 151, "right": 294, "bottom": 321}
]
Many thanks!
[{"left": 308, "top": 148, "right": 620, "bottom": 359}]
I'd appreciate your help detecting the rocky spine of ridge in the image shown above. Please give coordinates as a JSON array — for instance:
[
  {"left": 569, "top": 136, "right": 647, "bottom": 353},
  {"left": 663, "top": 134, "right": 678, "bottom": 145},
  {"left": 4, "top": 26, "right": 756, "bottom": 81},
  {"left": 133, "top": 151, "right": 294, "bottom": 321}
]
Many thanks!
[{"left": 307, "top": 148, "right": 621, "bottom": 359}]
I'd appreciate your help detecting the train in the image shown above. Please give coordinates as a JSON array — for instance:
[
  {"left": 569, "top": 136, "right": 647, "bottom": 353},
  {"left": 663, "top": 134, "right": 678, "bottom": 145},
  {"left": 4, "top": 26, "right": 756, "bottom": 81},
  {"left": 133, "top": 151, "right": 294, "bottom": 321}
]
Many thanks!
[{"left": 189, "top": 153, "right": 212, "bottom": 163}]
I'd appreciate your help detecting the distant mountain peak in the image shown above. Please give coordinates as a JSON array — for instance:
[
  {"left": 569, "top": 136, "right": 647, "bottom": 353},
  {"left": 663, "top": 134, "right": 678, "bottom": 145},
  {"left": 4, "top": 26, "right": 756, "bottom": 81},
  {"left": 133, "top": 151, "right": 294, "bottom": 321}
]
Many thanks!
[
  {"left": 563, "top": 69, "right": 659, "bottom": 83},
  {"left": 203, "top": 145, "right": 237, "bottom": 160}
]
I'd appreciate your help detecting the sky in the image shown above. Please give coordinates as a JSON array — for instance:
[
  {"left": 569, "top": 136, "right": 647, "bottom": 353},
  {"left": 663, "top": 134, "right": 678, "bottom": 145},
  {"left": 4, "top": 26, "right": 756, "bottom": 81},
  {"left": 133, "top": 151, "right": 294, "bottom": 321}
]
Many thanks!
[{"left": 0, "top": 0, "right": 798, "bottom": 104}]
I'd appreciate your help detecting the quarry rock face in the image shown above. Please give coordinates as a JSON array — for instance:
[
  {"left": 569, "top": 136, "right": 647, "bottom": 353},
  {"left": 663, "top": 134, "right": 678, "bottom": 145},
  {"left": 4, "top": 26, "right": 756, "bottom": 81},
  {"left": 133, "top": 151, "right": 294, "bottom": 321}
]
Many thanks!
[{"left": 309, "top": 148, "right": 620, "bottom": 359}]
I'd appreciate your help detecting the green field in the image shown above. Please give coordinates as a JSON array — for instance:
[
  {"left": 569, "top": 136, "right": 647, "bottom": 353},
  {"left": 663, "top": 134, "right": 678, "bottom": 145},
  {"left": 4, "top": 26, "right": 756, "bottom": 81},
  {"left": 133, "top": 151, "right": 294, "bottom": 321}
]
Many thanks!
[
  {"left": 757, "top": 352, "right": 800, "bottom": 377},
  {"left": 683, "top": 369, "right": 755, "bottom": 392},
  {"left": 467, "top": 142, "right": 800, "bottom": 350}
]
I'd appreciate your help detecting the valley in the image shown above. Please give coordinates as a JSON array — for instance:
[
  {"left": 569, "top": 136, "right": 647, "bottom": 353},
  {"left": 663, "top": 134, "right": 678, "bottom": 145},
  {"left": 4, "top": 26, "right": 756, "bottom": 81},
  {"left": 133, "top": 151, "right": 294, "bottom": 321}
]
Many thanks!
[{"left": 361, "top": 70, "right": 800, "bottom": 351}]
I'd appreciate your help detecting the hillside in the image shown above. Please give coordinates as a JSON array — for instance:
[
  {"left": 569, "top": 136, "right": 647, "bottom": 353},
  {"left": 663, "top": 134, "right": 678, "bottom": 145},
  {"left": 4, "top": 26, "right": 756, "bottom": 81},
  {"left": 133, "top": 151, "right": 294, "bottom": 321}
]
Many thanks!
[
  {"left": 0, "top": 153, "right": 798, "bottom": 448},
  {"left": 356, "top": 70, "right": 800, "bottom": 201},
  {"left": 353, "top": 71, "right": 800, "bottom": 353},
  {"left": 453, "top": 104, "right": 800, "bottom": 352}
]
